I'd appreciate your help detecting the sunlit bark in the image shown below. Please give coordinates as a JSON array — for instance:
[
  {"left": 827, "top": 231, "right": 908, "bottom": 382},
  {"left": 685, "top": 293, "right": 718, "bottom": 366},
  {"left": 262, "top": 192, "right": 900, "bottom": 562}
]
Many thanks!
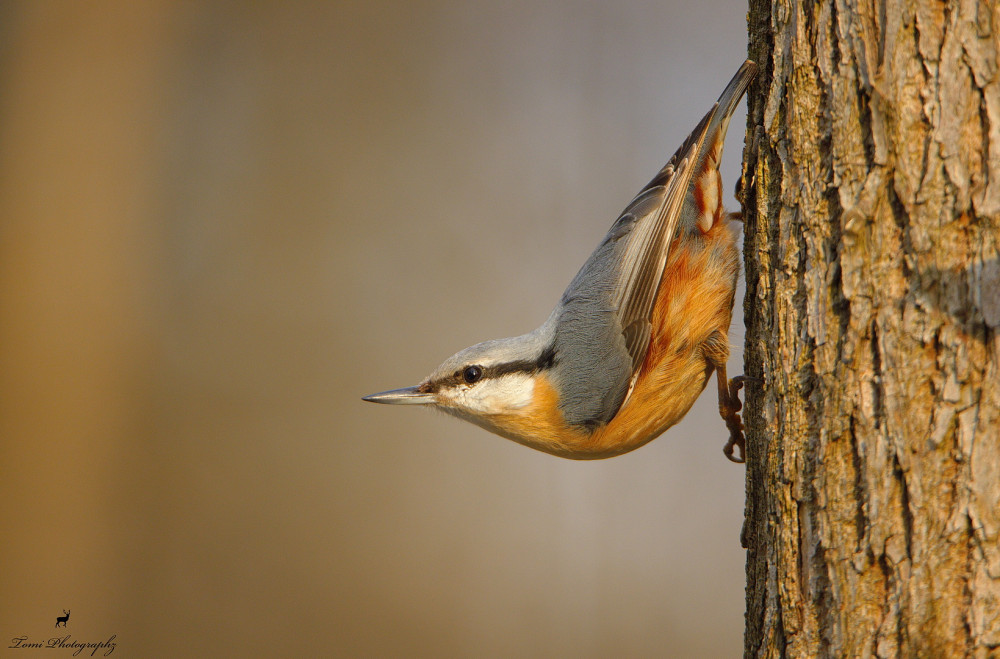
[{"left": 742, "top": 0, "right": 1000, "bottom": 656}]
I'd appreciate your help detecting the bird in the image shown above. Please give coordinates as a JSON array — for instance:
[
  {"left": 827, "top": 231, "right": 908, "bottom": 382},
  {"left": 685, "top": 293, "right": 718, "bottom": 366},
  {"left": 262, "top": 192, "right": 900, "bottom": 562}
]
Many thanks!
[{"left": 364, "top": 60, "right": 757, "bottom": 463}]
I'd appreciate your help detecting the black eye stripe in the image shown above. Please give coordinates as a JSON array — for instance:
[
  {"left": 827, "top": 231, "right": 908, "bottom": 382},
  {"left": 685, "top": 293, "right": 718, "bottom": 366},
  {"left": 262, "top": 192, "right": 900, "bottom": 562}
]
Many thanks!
[
  {"left": 487, "top": 345, "right": 557, "bottom": 378},
  {"left": 486, "top": 359, "right": 541, "bottom": 378},
  {"left": 434, "top": 345, "right": 558, "bottom": 389}
]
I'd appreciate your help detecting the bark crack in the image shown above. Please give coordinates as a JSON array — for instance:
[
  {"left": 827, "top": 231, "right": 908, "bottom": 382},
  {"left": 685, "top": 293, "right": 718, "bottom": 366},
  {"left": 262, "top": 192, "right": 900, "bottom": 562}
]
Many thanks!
[
  {"left": 850, "top": 416, "right": 867, "bottom": 549},
  {"left": 871, "top": 318, "right": 885, "bottom": 429},
  {"left": 963, "top": 511, "right": 975, "bottom": 656},
  {"left": 894, "top": 452, "right": 914, "bottom": 560}
]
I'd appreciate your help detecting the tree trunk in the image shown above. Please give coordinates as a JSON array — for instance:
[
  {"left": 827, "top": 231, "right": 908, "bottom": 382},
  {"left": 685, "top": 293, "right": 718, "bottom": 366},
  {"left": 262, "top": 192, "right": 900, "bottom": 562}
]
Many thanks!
[{"left": 741, "top": 0, "right": 1000, "bottom": 657}]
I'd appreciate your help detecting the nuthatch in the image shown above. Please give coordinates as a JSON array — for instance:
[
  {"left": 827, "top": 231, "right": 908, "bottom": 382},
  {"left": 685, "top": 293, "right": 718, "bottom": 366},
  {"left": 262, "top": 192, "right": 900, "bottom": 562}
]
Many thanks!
[{"left": 365, "top": 61, "right": 757, "bottom": 462}]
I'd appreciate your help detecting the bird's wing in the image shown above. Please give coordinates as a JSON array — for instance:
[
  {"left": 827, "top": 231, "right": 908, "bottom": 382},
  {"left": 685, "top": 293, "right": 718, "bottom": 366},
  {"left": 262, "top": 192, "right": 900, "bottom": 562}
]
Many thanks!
[
  {"left": 552, "top": 61, "right": 756, "bottom": 428},
  {"left": 612, "top": 125, "right": 707, "bottom": 377},
  {"left": 615, "top": 60, "right": 756, "bottom": 378}
]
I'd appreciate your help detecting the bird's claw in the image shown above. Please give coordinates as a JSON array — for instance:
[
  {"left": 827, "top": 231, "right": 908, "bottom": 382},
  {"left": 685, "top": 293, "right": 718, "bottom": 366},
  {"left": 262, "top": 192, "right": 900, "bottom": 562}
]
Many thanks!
[{"left": 721, "top": 375, "right": 754, "bottom": 464}]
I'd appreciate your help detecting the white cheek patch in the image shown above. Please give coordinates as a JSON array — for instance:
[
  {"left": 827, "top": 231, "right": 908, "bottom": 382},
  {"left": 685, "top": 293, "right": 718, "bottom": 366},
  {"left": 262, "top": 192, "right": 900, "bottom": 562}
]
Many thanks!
[{"left": 452, "top": 374, "right": 535, "bottom": 415}]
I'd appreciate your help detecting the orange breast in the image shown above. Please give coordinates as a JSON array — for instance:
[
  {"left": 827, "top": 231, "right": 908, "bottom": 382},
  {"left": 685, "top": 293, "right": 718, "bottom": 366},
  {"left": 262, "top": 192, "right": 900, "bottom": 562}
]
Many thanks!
[{"left": 585, "top": 221, "right": 739, "bottom": 457}]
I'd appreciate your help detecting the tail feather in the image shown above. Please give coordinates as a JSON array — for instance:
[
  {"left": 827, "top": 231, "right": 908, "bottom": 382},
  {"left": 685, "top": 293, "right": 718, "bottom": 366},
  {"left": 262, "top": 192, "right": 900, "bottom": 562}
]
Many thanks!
[
  {"left": 707, "top": 60, "right": 757, "bottom": 145},
  {"left": 639, "top": 60, "right": 756, "bottom": 197}
]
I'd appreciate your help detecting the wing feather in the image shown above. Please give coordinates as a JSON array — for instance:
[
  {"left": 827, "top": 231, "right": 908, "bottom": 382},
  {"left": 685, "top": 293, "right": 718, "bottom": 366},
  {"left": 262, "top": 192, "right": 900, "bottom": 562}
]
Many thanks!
[{"left": 613, "top": 61, "right": 756, "bottom": 378}]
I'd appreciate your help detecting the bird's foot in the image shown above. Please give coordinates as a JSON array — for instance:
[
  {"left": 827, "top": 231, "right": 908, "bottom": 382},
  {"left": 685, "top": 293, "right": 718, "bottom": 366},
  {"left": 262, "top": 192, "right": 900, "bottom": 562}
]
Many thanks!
[{"left": 721, "top": 375, "right": 756, "bottom": 464}]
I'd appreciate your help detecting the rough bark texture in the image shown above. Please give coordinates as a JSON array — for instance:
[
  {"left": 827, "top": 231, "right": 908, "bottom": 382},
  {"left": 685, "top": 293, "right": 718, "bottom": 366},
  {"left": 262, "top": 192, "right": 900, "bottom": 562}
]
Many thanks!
[{"left": 742, "top": 0, "right": 1000, "bottom": 656}]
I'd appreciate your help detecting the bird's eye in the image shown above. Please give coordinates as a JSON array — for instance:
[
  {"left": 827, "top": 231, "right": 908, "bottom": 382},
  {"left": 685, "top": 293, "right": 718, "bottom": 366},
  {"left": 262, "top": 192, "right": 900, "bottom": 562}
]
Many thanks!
[{"left": 463, "top": 365, "right": 483, "bottom": 384}]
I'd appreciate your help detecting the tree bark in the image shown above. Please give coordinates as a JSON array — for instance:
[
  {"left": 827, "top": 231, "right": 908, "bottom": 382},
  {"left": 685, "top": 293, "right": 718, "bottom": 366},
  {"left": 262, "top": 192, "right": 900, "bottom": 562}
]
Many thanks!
[{"left": 741, "top": 0, "right": 1000, "bottom": 656}]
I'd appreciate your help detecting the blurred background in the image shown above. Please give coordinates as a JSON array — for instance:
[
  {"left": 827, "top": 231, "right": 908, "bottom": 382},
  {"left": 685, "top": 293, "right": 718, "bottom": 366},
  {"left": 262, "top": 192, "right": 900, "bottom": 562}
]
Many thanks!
[{"left": 0, "top": 2, "right": 751, "bottom": 657}]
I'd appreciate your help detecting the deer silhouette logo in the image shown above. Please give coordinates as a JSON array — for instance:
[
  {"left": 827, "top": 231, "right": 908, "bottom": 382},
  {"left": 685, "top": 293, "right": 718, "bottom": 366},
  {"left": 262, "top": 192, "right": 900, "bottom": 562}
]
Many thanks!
[{"left": 55, "top": 609, "right": 70, "bottom": 628}]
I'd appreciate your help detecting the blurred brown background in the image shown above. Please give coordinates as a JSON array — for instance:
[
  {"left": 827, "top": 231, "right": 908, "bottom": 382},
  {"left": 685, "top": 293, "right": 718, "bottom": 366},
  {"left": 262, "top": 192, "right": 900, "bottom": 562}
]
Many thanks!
[{"left": 0, "top": 3, "right": 751, "bottom": 657}]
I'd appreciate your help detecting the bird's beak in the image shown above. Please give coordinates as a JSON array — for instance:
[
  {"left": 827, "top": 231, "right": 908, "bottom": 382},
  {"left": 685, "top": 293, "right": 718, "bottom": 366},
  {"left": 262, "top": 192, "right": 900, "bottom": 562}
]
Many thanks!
[{"left": 362, "top": 386, "right": 436, "bottom": 405}]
